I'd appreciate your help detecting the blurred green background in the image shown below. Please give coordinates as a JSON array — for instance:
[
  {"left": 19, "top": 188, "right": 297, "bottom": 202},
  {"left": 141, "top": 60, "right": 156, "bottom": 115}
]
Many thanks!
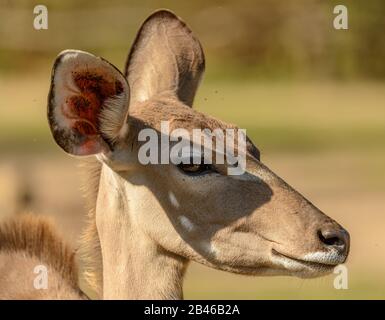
[{"left": 0, "top": 0, "right": 384, "bottom": 299}]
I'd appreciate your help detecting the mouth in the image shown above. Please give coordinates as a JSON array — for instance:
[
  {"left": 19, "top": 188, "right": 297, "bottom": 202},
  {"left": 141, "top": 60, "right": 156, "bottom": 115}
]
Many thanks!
[{"left": 271, "top": 249, "right": 339, "bottom": 275}]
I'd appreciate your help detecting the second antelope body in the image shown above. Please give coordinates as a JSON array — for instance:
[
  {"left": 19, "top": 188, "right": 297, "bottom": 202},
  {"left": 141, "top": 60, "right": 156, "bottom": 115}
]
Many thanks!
[{"left": 47, "top": 9, "right": 350, "bottom": 299}]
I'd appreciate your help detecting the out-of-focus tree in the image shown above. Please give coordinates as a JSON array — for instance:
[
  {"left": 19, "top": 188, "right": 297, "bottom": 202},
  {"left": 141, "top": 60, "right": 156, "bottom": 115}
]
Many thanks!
[{"left": 0, "top": 0, "right": 383, "bottom": 79}]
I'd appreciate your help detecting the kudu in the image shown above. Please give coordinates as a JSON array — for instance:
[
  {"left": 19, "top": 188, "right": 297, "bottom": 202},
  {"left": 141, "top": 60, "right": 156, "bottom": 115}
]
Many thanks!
[{"left": 47, "top": 9, "right": 350, "bottom": 299}]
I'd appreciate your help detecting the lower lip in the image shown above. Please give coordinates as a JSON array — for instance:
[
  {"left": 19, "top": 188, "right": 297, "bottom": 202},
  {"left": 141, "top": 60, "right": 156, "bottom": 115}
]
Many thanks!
[{"left": 271, "top": 249, "right": 338, "bottom": 270}]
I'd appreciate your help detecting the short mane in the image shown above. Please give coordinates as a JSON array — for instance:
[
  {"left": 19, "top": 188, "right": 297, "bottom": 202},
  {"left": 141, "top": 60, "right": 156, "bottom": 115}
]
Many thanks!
[
  {"left": 78, "top": 158, "right": 104, "bottom": 296},
  {"left": 0, "top": 214, "right": 78, "bottom": 288}
]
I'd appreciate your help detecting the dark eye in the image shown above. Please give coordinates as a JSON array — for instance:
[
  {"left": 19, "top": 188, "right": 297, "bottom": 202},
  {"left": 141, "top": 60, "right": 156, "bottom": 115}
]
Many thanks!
[{"left": 177, "top": 161, "right": 214, "bottom": 176}]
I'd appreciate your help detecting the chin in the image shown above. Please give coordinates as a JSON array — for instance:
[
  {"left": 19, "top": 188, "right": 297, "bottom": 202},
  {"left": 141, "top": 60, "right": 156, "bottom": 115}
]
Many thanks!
[
  {"left": 287, "top": 266, "right": 333, "bottom": 279},
  {"left": 269, "top": 248, "right": 342, "bottom": 278},
  {"left": 212, "top": 260, "right": 338, "bottom": 279}
]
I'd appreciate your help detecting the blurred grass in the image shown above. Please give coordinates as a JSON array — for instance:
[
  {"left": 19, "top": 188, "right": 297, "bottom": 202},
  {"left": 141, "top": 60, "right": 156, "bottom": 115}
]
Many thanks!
[
  {"left": 195, "top": 81, "right": 385, "bottom": 153},
  {"left": 1, "top": 73, "right": 385, "bottom": 301},
  {"left": 1, "top": 0, "right": 384, "bottom": 153},
  {"left": 1, "top": 73, "right": 384, "bottom": 154},
  {"left": 184, "top": 264, "right": 385, "bottom": 299},
  {"left": 0, "top": 0, "right": 384, "bottom": 79},
  {"left": 0, "top": 0, "right": 384, "bottom": 300}
]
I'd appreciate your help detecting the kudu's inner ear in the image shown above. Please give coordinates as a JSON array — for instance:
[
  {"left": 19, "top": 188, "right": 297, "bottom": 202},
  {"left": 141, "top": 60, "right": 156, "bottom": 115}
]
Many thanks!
[
  {"left": 125, "top": 9, "right": 205, "bottom": 107},
  {"left": 48, "top": 50, "right": 129, "bottom": 156}
]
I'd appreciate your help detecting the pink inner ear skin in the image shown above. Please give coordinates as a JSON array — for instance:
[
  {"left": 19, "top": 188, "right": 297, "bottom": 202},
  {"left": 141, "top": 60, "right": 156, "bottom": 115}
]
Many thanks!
[
  {"left": 77, "top": 138, "right": 106, "bottom": 155},
  {"left": 73, "top": 120, "right": 97, "bottom": 136},
  {"left": 62, "top": 70, "right": 123, "bottom": 138}
]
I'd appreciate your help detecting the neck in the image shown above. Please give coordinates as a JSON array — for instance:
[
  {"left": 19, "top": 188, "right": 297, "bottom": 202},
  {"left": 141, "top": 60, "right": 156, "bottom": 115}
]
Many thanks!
[{"left": 96, "top": 164, "right": 187, "bottom": 299}]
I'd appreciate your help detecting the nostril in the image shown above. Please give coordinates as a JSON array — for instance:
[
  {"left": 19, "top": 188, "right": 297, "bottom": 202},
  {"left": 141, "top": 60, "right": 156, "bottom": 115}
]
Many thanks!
[{"left": 318, "top": 228, "right": 347, "bottom": 249}]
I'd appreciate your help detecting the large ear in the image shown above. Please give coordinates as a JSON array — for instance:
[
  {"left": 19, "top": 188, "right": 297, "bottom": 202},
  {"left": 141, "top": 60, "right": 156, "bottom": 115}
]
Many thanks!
[
  {"left": 47, "top": 50, "right": 130, "bottom": 156},
  {"left": 125, "top": 9, "right": 205, "bottom": 107}
]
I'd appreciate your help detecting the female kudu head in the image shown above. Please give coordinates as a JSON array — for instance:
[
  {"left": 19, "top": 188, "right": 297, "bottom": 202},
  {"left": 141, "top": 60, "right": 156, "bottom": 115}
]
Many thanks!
[{"left": 47, "top": 10, "right": 350, "bottom": 299}]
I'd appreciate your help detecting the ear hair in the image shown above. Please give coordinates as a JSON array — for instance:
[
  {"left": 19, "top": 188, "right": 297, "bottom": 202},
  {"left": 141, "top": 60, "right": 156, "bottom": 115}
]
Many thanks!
[{"left": 99, "top": 94, "right": 129, "bottom": 143}]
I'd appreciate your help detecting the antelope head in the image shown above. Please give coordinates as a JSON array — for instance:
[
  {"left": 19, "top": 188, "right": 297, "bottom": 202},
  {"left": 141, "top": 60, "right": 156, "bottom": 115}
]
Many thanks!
[{"left": 47, "top": 10, "right": 350, "bottom": 299}]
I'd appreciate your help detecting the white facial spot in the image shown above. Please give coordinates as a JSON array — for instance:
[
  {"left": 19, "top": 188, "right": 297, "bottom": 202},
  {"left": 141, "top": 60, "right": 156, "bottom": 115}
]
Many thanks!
[
  {"left": 168, "top": 191, "right": 180, "bottom": 209},
  {"left": 178, "top": 215, "right": 194, "bottom": 232},
  {"left": 200, "top": 241, "right": 219, "bottom": 257},
  {"left": 136, "top": 88, "right": 150, "bottom": 103}
]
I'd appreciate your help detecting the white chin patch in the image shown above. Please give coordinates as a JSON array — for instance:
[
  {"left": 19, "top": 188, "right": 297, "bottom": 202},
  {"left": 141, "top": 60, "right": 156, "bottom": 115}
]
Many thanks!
[{"left": 302, "top": 250, "right": 344, "bottom": 265}]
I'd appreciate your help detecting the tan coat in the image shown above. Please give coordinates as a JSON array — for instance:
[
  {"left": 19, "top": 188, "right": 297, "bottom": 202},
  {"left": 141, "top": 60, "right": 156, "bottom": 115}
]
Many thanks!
[{"left": 0, "top": 215, "right": 86, "bottom": 299}]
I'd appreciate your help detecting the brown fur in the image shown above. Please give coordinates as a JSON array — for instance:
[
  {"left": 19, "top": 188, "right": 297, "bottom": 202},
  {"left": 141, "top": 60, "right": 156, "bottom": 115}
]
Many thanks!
[{"left": 0, "top": 215, "right": 86, "bottom": 299}]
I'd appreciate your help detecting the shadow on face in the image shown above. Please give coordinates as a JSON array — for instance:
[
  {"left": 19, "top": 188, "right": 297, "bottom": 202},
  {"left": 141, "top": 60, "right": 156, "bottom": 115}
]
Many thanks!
[{"left": 117, "top": 109, "right": 349, "bottom": 279}]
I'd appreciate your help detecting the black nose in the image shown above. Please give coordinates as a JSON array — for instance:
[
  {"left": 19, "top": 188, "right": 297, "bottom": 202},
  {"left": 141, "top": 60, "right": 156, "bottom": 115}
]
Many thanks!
[{"left": 318, "top": 226, "right": 350, "bottom": 254}]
